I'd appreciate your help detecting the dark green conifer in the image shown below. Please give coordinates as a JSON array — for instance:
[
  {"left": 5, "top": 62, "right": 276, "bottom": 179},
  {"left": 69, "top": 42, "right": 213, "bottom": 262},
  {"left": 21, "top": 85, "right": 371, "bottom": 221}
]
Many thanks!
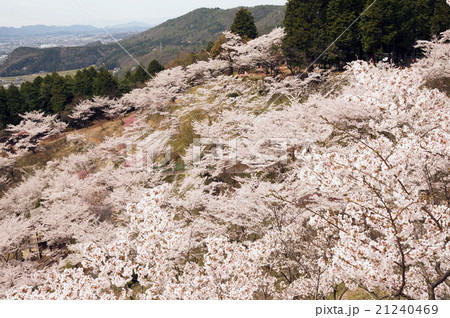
[
  {"left": 0, "top": 86, "right": 8, "bottom": 128},
  {"left": 147, "top": 60, "right": 165, "bottom": 77},
  {"left": 431, "top": 0, "right": 450, "bottom": 36},
  {"left": 133, "top": 66, "right": 149, "bottom": 84},
  {"left": 20, "top": 77, "right": 42, "bottom": 112},
  {"left": 230, "top": 8, "right": 258, "bottom": 40},
  {"left": 413, "top": 0, "right": 435, "bottom": 41},
  {"left": 39, "top": 74, "right": 55, "bottom": 113},
  {"left": 282, "top": 0, "right": 329, "bottom": 72},
  {"left": 94, "top": 66, "right": 118, "bottom": 98},
  {"left": 325, "top": 0, "right": 363, "bottom": 65},
  {"left": 6, "top": 85, "right": 23, "bottom": 125},
  {"left": 50, "top": 73, "right": 72, "bottom": 113}
]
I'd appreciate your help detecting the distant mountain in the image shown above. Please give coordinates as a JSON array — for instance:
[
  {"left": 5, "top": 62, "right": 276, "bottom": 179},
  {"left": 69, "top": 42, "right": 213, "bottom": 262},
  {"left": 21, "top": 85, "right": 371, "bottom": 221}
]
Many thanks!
[
  {"left": 0, "top": 5, "right": 285, "bottom": 77},
  {"left": 0, "top": 25, "right": 100, "bottom": 39},
  {"left": 106, "top": 22, "right": 154, "bottom": 33},
  {"left": 0, "top": 22, "right": 154, "bottom": 40}
]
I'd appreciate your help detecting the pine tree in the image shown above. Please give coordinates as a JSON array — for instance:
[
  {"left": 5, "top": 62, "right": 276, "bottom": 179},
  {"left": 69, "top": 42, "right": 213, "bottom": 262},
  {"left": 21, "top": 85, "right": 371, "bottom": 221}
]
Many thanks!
[
  {"left": 206, "top": 41, "right": 215, "bottom": 53},
  {"left": 0, "top": 86, "right": 8, "bottom": 128},
  {"left": 20, "top": 82, "right": 36, "bottom": 113},
  {"left": 230, "top": 8, "right": 258, "bottom": 40},
  {"left": 32, "top": 76, "right": 44, "bottom": 110},
  {"left": 50, "top": 73, "right": 72, "bottom": 113},
  {"left": 283, "top": 0, "right": 329, "bottom": 72},
  {"left": 6, "top": 85, "right": 23, "bottom": 125},
  {"left": 430, "top": 0, "right": 450, "bottom": 36},
  {"left": 413, "top": 0, "right": 436, "bottom": 41},
  {"left": 118, "top": 70, "right": 135, "bottom": 95},
  {"left": 73, "top": 70, "right": 88, "bottom": 98},
  {"left": 133, "top": 66, "right": 149, "bottom": 84},
  {"left": 39, "top": 74, "right": 54, "bottom": 114},
  {"left": 19, "top": 76, "right": 43, "bottom": 113},
  {"left": 359, "top": 0, "right": 415, "bottom": 59},
  {"left": 73, "top": 67, "right": 97, "bottom": 98},
  {"left": 325, "top": 0, "right": 364, "bottom": 65},
  {"left": 64, "top": 74, "right": 74, "bottom": 101},
  {"left": 148, "top": 60, "right": 165, "bottom": 76},
  {"left": 86, "top": 66, "right": 99, "bottom": 95},
  {"left": 360, "top": 0, "right": 393, "bottom": 57},
  {"left": 94, "top": 66, "right": 118, "bottom": 98},
  {"left": 395, "top": 0, "right": 416, "bottom": 58}
]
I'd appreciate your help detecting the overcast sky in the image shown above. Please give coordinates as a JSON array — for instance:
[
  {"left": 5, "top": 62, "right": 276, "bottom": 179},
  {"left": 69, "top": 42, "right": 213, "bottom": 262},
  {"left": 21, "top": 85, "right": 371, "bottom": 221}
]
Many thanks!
[{"left": 1, "top": 0, "right": 287, "bottom": 28}]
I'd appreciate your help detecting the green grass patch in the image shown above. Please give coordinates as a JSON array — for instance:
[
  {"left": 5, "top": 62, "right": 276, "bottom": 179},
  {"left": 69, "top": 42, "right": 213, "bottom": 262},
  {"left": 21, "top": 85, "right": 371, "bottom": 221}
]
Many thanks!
[
  {"left": 13, "top": 136, "right": 85, "bottom": 173},
  {"left": 227, "top": 92, "right": 240, "bottom": 98},
  {"left": 267, "top": 93, "right": 291, "bottom": 107},
  {"left": 146, "top": 113, "right": 165, "bottom": 130},
  {"left": 423, "top": 76, "right": 450, "bottom": 97},
  {"left": 169, "top": 109, "right": 208, "bottom": 161}
]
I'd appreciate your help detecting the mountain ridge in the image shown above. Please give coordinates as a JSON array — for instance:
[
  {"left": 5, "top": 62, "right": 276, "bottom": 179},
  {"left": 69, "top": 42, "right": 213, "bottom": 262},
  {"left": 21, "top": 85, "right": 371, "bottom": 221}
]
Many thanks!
[
  {"left": 0, "top": 23, "right": 154, "bottom": 39},
  {"left": 0, "top": 5, "right": 285, "bottom": 76}
]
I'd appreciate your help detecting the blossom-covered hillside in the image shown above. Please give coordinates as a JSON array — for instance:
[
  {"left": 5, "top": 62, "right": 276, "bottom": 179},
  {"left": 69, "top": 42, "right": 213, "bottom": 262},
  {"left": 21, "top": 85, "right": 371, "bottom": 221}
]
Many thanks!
[{"left": 0, "top": 28, "right": 449, "bottom": 300}]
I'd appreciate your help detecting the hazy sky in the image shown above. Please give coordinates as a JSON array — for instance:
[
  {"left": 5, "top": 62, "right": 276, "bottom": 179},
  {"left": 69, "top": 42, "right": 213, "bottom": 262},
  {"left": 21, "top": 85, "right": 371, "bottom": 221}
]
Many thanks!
[{"left": 1, "top": 0, "right": 287, "bottom": 28}]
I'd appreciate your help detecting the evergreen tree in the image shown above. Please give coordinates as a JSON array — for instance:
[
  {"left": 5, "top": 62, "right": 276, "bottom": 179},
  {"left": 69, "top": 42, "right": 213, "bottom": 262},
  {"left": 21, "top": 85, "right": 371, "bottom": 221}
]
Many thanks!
[
  {"left": 325, "top": 0, "right": 364, "bottom": 65},
  {"left": 206, "top": 41, "right": 215, "bottom": 53},
  {"left": 133, "top": 66, "right": 149, "bottom": 84},
  {"left": 360, "top": 0, "right": 394, "bottom": 57},
  {"left": 19, "top": 82, "right": 36, "bottom": 113},
  {"left": 40, "top": 74, "right": 54, "bottom": 114},
  {"left": 210, "top": 35, "right": 226, "bottom": 59},
  {"left": 86, "top": 66, "right": 99, "bottom": 94},
  {"left": 147, "top": 60, "right": 165, "bottom": 76},
  {"left": 20, "top": 76, "right": 43, "bottom": 112},
  {"left": 430, "top": 0, "right": 450, "bottom": 36},
  {"left": 50, "top": 73, "right": 72, "bottom": 113},
  {"left": 73, "top": 67, "right": 97, "bottom": 98},
  {"left": 118, "top": 70, "right": 135, "bottom": 95},
  {"left": 0, "top": 86, "right": 8, "bottom": 128},
  {"left": 413, "top": 0, "right": 436, "bottom": 41},
  {"left": 64, "top": 74, "right": 74, "bottom": 100},
  {"left": 6, "top": 85, "right": 23, "bottom": 125},
  {"left": 283, "top": 0, "right": 329, "bottom": 72},
  {"left": 188, "top": 52, "right": 197, "bottom": 65},
  {"left": 94, "top": 66, "right": 118, "bottom": 98},
  {"left": 73, "top": 70, "right": 86, "bottom": 98},
  {"left": 230, "top": 8, "right": 258, "bottom": 40},
  {"left": 32, "top": 76, "right": 44, "bottom": 110},
  {"left": 395, "top": 0, "right": 416, "bottom": 58},
  {"left": 359, "top": 0, "right": 416, "bottom": 60}
]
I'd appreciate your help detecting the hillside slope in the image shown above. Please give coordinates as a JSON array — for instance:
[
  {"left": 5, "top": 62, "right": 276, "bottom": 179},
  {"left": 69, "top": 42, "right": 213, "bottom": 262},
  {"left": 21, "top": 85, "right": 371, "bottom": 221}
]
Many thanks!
[
  {"left": 0, "top": 29, "right": 449, "bottom": 300},
  {"left": 0, "top": 5, "right": 285, "bottom": 76}
]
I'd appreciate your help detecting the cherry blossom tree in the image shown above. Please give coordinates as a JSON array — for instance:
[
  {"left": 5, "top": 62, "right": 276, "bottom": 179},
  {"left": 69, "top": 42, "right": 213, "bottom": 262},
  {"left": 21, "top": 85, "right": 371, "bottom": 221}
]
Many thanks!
[
  {"left": 2, "top": 21, "right": 449, "bottom": 300},
  {"left": 216, "top": 31, "right": 245, "bottom": 75},
  {"left": 69, "top": 97, "right": 118, "bottom": 126},
  {"left": 235, "top": 28, "right": 285, "bottom": 75},
  {"left": 1, "top": 111, "right": 67, "bottom": 157},
  {"left": 7, "top": 186, "right": 275, "bottom": 300},
  {"left": 297, "top": 59, "right": 450, "bottom": 299}
]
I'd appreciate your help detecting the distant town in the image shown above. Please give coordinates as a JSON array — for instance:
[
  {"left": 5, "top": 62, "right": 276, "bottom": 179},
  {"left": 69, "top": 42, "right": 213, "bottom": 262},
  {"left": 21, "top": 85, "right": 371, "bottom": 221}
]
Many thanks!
[
  {"left": 0, "top": 31, "right": 140, "bottom": 55},
  {"left": 0, "top": 77, "right": 25, "bottom": 87},
  {"left": 0, "top": 24, "right": 152, "bottom": 87}
]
